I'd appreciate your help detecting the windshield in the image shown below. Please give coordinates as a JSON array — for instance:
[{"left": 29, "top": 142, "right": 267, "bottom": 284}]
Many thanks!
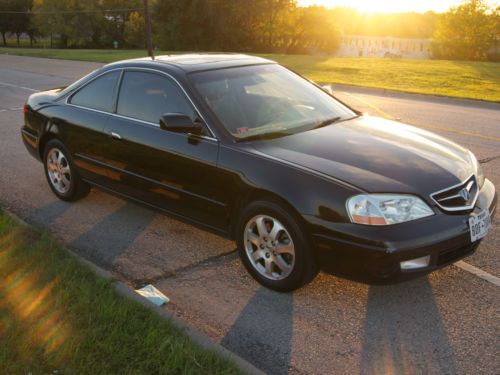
[{"left": 189, "top": 64, "right": 356, "bottom": 141}]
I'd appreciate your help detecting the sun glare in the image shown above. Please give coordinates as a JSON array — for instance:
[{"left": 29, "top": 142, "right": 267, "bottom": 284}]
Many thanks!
[
  {"left": 297, "top": 0, "right": 469, "bottom": 13},
  {"left": 0, "top": 229, "right": 72, "bottom": 359}
]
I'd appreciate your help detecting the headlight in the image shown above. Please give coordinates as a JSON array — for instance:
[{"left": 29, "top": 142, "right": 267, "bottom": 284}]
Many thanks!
[
  {"left": 469, "top": 151, "right": 485, "bottom": 187},
  {"left": 347, "top": 194, "right": 434, "bottom": 225}
]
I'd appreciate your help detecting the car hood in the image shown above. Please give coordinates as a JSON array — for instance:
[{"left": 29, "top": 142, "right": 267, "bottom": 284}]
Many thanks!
[{"left": 250, "top": 116, "right": 474, "bottom": 195}]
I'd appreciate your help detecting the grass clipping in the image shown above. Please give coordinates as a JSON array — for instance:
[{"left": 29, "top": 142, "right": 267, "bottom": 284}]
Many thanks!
[{"left": 0, "top": 210, "right": 240, "bottom": 374}]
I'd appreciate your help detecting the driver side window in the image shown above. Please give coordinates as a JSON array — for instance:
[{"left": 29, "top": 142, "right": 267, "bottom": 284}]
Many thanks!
[{"left": 116, "top": 71, "right": 196, "bottom": 124}]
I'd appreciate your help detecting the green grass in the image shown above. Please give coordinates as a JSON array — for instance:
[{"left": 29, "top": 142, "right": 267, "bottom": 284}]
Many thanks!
[
  {"left": 0, "top": 209, "right": 240, "bottom": 374},
  {"left": 1, "top": 47, "right": 499, "bottom": 102},
  {"left": 0, "top": 47, "right": 148, "bottom": 62},
  {"left": 4, "top": 39, "right": 37, "bottom": 48},
  {"left": 260, "top": 54, "right": 500, "bottom": 102}
]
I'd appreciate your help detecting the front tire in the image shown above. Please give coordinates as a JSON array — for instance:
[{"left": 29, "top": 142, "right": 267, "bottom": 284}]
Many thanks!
[
  {"left": 43, "top": 139, "right": 89, "bottom": 201},
  {"left": 236, "top": 200, "right": 318, "bottom": 292}
]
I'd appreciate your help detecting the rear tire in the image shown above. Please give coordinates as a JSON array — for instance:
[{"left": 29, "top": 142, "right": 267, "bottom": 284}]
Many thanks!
[
  {"left": 43, "top": 139, "right": 90, "bottom": 201},
  {"left": 236, "top": 200, "right": 318, "bottom": 292}
]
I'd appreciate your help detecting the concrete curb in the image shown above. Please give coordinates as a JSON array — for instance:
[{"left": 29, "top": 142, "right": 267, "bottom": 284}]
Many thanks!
[{"left": 4, "top": 209, "right": 265, "bottom": 375}]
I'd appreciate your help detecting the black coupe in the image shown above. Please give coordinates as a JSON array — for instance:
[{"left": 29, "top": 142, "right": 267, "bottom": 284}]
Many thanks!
[{"left": 21, "top": 54, "right": 496, "bottom": 291}]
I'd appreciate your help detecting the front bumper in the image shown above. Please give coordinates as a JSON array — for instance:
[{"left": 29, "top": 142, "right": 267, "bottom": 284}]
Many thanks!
[{"left": 308, "top": 179, "right": 497, "bottom": 283}]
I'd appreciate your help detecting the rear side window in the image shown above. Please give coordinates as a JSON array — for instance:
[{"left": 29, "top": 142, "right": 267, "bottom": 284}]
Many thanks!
[
  {"left": 116, "top": 71, "right": 195, "bottom": 124},
  {"left": 70, "top": 71, "right": 120, "bottom": 112}
]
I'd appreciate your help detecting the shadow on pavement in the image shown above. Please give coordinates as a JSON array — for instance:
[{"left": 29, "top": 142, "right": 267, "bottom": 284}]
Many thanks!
[
  {"left": 221, "top": 287, "right": 294, "bottom": 375},
  {"left": 69, "top": 202, "right": 155, "bottom": 267},
  {"left": 360, "top": 277, "right": 456, "bottom": 374},
  {"left": 27, "top": 199, "right": 72, "bottom": 227}
]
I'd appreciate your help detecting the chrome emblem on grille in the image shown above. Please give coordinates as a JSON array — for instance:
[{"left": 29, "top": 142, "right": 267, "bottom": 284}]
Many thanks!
[
  {"left": 430, "top": 174, "right": 478, "bottom": 212},
  {"left": 459, "top": 188, "right": 471, "bottom": 202}
]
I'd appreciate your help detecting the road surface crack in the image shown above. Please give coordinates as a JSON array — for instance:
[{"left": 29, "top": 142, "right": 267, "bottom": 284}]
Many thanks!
[
  {"left": 479, "top": 155, "right": 500, "bottom": 164},
  {"left": 131, "top": 248, "right": 238, "bottom": 288}
]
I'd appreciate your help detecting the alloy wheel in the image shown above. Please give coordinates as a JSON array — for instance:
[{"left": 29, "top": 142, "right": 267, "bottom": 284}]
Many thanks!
[
  {"left": 243, "top": 214, "right": 295, "bottom": 280},
  {"left": 46, "top": 148, "right": 72, "bottom": 194}
]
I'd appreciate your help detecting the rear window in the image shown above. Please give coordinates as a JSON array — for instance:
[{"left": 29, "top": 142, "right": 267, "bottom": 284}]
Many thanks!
[
  {"left": 57, "top": 69, "right": 98, "bottom": 97},
  {"left": 69, "top": 71, "right": 120, "bottom": 112}
]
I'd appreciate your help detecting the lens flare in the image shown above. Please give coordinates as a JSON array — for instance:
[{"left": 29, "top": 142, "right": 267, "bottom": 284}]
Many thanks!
[{"left": 0, "top": 228, "right": 72, "bottom": 359}]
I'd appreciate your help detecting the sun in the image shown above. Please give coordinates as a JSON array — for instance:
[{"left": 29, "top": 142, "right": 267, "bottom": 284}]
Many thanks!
[{"left": 296, "top": 0, "right": 461, "bottom": 13}]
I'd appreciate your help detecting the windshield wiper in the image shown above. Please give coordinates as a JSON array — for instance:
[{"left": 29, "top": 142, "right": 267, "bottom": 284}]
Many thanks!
[
  {"left": 311, "top": 116, "right": 341, "bottom": 130},
  {"left": 236, "top": 116, "right": 344, "bottom": 142},
  {"left": 236, "top": 131, "right": 290, "bottom": 142}
]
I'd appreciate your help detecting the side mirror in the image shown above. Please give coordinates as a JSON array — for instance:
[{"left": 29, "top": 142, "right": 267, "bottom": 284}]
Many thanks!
[{"left": 159, "top": 113, "right": 203, "bottom": 135}]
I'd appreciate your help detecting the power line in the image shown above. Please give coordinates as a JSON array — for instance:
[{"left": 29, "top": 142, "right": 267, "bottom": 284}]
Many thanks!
[{"left": 0, "top": 8, "right": 143, "bottom": 15}]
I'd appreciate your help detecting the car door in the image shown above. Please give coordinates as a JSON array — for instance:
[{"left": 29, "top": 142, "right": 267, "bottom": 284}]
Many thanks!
[
  {"left": 102, "top": 70, "right": 228, "bottom": 231},
  {"left": 63, "top": 70, "right": 121, "bottom": 186}
]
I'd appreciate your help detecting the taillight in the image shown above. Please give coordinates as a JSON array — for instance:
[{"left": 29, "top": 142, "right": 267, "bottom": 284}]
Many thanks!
[{"left": 23, "top": 103, "right": 27, "bottom": 115}]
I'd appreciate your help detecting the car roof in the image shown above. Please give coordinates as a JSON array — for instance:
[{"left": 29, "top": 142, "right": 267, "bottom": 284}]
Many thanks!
[{"left": 105, "top": 53, "right": 275, "bottom": 73}]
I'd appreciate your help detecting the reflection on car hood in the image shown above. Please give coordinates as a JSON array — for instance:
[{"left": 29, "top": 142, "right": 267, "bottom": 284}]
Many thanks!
[{"left": 251, "top": 116, "right": 473, "bottom": 195}]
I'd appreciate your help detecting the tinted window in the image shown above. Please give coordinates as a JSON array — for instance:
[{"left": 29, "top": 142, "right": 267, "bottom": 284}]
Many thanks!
[
  {"left": 57, "top": 69, "right": 98, "bottom": 97},
  {"left": 190, "top": 65, "right": 355, "bottom": 139},
  {"left": 117, "top": 71, "right": 195, "bottom": 124},
  {"left": 70, "top": 71, "right": 120, "bottom": 112}
]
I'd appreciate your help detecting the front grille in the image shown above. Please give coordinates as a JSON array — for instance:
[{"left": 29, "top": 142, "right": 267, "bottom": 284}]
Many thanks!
[
  {"left": 437, "top": 243, "right": 477, "bottom": 266},
  {"left": 430, "top": 175, "right": 478, "bottom": 212}
]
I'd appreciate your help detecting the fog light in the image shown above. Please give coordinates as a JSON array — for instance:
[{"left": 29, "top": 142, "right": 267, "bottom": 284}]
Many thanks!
[{"left": 400, "top": 255, "right": 430, "bottom": 270}]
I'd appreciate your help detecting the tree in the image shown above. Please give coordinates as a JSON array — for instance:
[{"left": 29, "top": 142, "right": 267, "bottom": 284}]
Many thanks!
[
  {"left": 433, "top": 0, "right": 499, "bottom": 60},
  {"left": 32, "top": 0, "right": 140, "bottom": 48},
  {"left": 260, "top": 0, "right": 295, "bottom": 51},
  {"left": 9, "top": 0, "right": 32, "bottom": 45},
  {"left": 0, "top": 0, "right": 13, "bottom": 45},
  {"left": 0, "top": 0, "right": 35, "bottom": 46},
  {"left": 98, "top": 0, "right": 142, "bottom": 47},
  {"left": 152, "top": 0, "right": 331, "bottom": 54},
  {"left": 123, "top": 11, "right": 144, "bottom": 47},
  {"left": 285, "top": 6, "right": 341, "bottom": 54},
  {"left": 33, "top": 0, "right": 99, "bottom": 47}
]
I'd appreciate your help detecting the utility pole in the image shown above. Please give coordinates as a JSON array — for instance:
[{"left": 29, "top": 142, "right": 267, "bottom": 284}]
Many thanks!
[{"left": 143, "top": 0, "right": 154, "bottom": 59}]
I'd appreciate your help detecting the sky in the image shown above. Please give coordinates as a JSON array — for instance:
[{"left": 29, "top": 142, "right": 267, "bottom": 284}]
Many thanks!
[{"left": 297, "top": 0, "right": 500, "bottom": 13}]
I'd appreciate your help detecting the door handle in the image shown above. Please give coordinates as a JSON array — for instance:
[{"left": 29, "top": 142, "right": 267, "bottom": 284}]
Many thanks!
[{"left": 110, "top": 131, "right": 122, "bottom": 140}]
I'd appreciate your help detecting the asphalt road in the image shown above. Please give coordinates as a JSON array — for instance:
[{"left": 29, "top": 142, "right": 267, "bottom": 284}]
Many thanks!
[{"left": 0, "top": 54, "right": 499, "bottom": 375}]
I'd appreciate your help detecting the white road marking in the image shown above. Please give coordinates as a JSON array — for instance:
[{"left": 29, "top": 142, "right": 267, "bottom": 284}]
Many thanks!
[
  {"left": 454, "top": 261, "right": 500, "bottom": 287},
  {"left": 0, "top": 81, "right": 38, "bottom": 92},
  {"left": 0, "top": 107, "right": 23, "bottom": 113}
]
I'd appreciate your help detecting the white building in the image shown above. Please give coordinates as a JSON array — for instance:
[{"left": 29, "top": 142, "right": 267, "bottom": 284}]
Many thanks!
[{"left": 337, "top": 35, "right": 431, "bottom": 59}]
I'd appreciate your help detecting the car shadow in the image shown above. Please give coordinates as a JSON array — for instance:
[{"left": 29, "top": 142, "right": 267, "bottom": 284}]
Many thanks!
[
  {"left": 360, "top": 276, "right": 456, "bottom": 374},
  {"left": 25, "top": 199, "right": 72, "bottom": 227},
  {"left": 69, "top": 202, "right": 155, "bottom": 268},
  {"left": 221, "top": 287, "right": 294, "bottom": 375}
]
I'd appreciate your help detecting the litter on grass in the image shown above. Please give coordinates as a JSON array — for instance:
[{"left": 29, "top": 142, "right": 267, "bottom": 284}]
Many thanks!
[{"left": 135, "top": 284, "right": 170, "bottom": 306}]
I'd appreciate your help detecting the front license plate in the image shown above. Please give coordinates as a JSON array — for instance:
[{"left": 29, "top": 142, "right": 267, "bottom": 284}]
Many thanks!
[{"left": 469, "top": 209, "right": 491, "bottom": 242}]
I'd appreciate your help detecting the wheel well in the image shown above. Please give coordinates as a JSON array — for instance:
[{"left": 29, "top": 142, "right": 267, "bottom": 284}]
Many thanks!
[
  {"left": 38, "top": 132, "right": 58, "bottom": 160},
  {"left": 229, "top": 189, "right": 307, "bottom": 240}
]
